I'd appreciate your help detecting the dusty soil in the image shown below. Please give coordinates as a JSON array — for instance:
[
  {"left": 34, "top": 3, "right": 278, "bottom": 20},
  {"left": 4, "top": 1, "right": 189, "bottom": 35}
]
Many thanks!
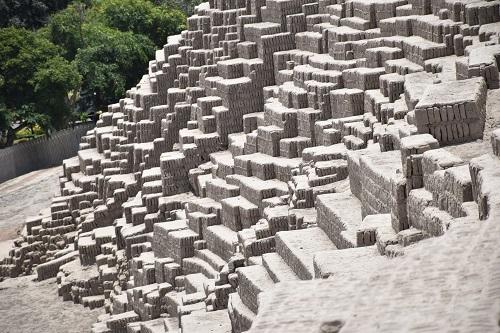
[
  {"left": 0, "top": 166, "right": 61, "bottom": 242},
  {"left": 0, "top": 275, "right": 102, "bottom": 333},
  {"left": 0, "top": 167, "right": 103, "bottom": 333},
  {"left": 0, "top": 240, "right": 14, "bottom": 259}
]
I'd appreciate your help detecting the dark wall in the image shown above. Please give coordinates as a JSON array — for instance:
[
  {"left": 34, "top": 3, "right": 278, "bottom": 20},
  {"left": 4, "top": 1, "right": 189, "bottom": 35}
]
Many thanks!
[{"left": 0, "top": 122, "right": 94, "bottom": 183}]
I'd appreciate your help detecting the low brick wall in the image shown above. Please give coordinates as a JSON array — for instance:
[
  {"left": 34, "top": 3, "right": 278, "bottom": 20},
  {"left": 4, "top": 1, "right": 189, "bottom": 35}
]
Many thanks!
[{"left": 0, "top": 122, "right": 94, "bottom": 183}]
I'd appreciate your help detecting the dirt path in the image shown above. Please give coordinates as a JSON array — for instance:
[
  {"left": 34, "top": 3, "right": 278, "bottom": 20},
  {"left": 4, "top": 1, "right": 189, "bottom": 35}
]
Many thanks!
[
  {"left": 0, "top": 275, "right": 102, "bottom": 333},
  {"left": 0, "top": 166, "right": 61, "bottom": 241},
  {"left": 0, "top": 167, "right": 103, "bottom": 333}
]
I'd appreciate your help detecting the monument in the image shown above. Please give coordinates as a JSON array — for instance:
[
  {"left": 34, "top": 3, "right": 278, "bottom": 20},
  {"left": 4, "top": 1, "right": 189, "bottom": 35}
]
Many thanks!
[{"left": 1, "top": 0, "right": 500, "bottom": 332}]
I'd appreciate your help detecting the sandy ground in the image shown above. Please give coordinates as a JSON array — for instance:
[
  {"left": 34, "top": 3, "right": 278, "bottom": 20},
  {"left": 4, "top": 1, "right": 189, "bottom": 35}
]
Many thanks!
[
  {"left": 0, "top": 166, "right": 61, "bottom": 243},
  {"left": 0, "top": 240, "right": 14, "bottom": 259},
  {"left": 0, "top": 167, "right": 103, "bottom": 333},
  {"left": 0, "top": 275, "right": 102, "bottom": 333}
]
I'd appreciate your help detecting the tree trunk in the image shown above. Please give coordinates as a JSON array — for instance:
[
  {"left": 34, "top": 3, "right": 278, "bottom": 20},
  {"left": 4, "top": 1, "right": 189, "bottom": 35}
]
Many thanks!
[
  {"left": 0, "top": 127, "right": 16, "bottom": 148},
  {"left": 7, "top": 127, "right": 15, "bottom": 146}
]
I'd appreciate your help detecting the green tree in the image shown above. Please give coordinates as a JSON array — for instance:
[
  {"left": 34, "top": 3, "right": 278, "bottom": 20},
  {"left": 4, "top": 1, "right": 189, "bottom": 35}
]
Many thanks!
[
  {"left": 33, "top": 56, "right": 82, "bottom": 129},
  {"left": 0, "top": 27, "right": 57, "bottom": 108},
  {"left": 46, "top": 2, "right": 87, "bottom": 59},
  {"left": 75, "top": 23, "right": 154, "bottom": 109},
  {"left": 1, "top": 0, "right": 187, "bottom": 147},
  {"left": 0, "top": 27, "right": 81, "bottom": 147},
  {"left": 149, "top": 4, "right": 186, "bottom": 46},
  {"left": 98, "top": 0, "right": 186, "bottom": 47}
]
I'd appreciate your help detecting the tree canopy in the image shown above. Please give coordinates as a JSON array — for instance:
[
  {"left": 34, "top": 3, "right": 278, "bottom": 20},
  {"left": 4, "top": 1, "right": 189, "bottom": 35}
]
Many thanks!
[
  {"left": 98, "top": 0, "right": 186, "bottom": 47},
  {"left": 33, "top": 56, "right": 82, "bottom": 129},
  {"left": 0, "top": 27, "right": 81, "bottom": 147},
  {"left": 45, "top": 3, "right": 86, "bottom": 60},
  {"left": 0, "top": 0, "right": 187, "bottom": 148},
  {"left": 75, "top": 23, "right": 154, "bottom": 108}
]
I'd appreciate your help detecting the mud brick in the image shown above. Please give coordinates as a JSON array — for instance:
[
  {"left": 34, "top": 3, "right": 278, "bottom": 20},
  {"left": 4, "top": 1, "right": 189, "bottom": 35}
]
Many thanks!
[
  {"left": 407, "top": 188, "right": 433, "bottom": 229},
  {"left": 491, "top": 129, "right": 500, "bottom": 157},
  {"left": 421, "top": 148, "right": 465, "bottom": 209},
  {"left": 257, "top": 126, "right": 284, "bottom": 157},
  {"left": 464, "top": 1, "right": 500, "bottom": 26},
  {"left": 131, "top": 207, "right": 147, "bottom": 226},
  {"left": 264, "top": 101, "right": 298, "bottom": 138},
  {"left": 287, "top": 13, "right": 307, "bottom": 34},
  {"left": 196, "top": 96, "right": 222, "bottom": 120},
  {"left": 314, "top": 119, "right": 333, "bottom": 146},
  {"left": 364, "top": 89, "right": 390, "bottom": 121},
  {"left": 278, "top": 82, "right": 308, "bottom": 109},
  {"left": 78, "top": 236, "right": 99, "bottom": 266},
  {"left": 244, "top": 22, "right": 282, "bottom": 44},
  {"left": 206, "top": 178, "right": 240, "bottom": 202},
  {"left": 106, "top": 311, "right": 140, "bottom": 332},
  {"left": 295, "top": 32, "right": 323, "bottom": 54},
  {"left": 293, "top": 65, "right": 323, "bottom": 88},
  {"left": 330, "top": 88, "right": 364, "bottom": 118},
  {"left": 401, "top": 36, "right": 448, "bottom": 66},
  {"left": 152, "top": 220, "right": 188, "bottom": 258},
  {"left": 356, "top": 214, "right": 392, "bottom": 247},
  {"left": 25, "top": 216, "right": 43, "bottom": 236},
  {"left": 217, "top": 58, "right": 244, "bottom": 79},
  {"left": 302, "top": 142, "right": 347, "bottom": 163},
  {"left": 414, "top": 78, "right": 487, "bottom": 144},
  {"left": 236, "top": 41, "right": 256, "bottom": 60},
  {"left": 10, "top": 5, "right": 500, "bottom": 333},
  {"left": 280, "top": 137, "right": 312, "bottom": 158},
  {"left": 442, "top": 165, "right": 473, "bottom": 217},
  {"left": 379, "top": 73, "right": 405, "bottom": 103},
  {"left": 160, "top": 151, "right": 191, "bottom": 196},
  {"left": 250, "top": 155, "right": 275, "bottom": 180},
  {"left": 37, "top": 251, "right": 78, "bottom": 281},
  {"left": 298, "top": 109, "right": 322, "bottom": 144},
  {"left": 404, "top": 71, "right": 436, "bottom": 110},
  {"left": 166, "top": 229, "right": 200, "bottom": 264},
  {"left": 366, "top": 47, "right": 403, "bottom": 68},
  {"left": 243, "top": 113, "right": 261, "bottom": 134},
  {"left": 204, "top": 224, "right": 238, "bottom": 261},
  {"left": 400, "top": 134, "right": 439, "bottom": 175},
  {"left": 342, "top": 67, "right": 385, "bottom": 90},
  {"left": 317, "top": 191, "right": 362, "bottom": 249},
  {"left": 221, "top": 196, "right": 244, "bottom": 231}
]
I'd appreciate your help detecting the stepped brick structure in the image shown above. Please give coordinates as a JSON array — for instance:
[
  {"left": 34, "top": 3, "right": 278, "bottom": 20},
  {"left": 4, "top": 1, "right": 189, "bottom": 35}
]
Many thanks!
[{"left": 2, "top": 1, "right": 500, "bottom": 332}]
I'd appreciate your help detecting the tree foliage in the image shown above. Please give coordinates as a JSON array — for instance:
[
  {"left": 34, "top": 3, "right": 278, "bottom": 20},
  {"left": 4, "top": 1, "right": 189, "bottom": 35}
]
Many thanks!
[
  {"left": 0, "top": 27, "right": 81, "bottom": 147},
  {"left": 0, "top": 0, "right": 187, "bottom": 147},
  {"left": 46, "top": 0, "right": 185, "bottom": 110},
  {"left": 0, "top": 27, "right": 60, "bottom": 108},
  {"left": 98, "top": 0, "right": 186, "bottom": 47},
  {"left": 46, "top": 3, "right": 87, "bottom": 59},
  {"left": 34, "top": 56, "right": 82, "bottom": 128},
  {"left": 75, "top": 23, "right": 154, "bottom": 108}
]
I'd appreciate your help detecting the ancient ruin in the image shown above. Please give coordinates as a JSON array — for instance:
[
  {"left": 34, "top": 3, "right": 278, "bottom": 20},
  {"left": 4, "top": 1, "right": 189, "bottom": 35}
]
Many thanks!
[{"left": 2, "top": 0, "right": 500, "bottom": 332}]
